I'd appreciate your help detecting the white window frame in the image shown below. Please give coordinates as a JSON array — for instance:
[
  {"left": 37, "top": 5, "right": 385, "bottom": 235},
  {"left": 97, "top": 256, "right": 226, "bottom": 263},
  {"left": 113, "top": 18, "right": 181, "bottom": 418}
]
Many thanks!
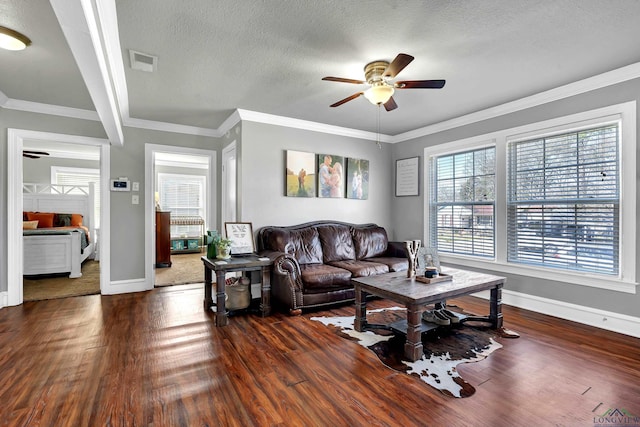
[
  {"left": 429, "top": 145, "right": 497, "bottom": 258},
  {"left": 424, "top": 101, "right": 637, "bottom": 294}
]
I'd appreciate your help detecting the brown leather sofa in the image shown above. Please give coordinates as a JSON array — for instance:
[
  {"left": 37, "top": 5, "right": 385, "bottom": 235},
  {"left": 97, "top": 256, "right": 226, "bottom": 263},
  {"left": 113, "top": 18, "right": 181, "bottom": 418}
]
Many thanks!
[{"left": 257, "top": 221, "right": 408, "bottom": 314}]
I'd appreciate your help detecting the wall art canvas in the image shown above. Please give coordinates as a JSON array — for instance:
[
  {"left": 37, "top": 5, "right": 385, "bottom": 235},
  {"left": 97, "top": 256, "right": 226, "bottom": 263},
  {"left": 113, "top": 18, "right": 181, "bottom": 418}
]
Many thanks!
[
  {"left": 317, "top": 153, "right": 345, "bottom": 198},
  {"left": 285, "top": 150, "right": 316, "bottom": 197},
  {"left": 346, "top": 158, "right": 369, "bottom": 200}
]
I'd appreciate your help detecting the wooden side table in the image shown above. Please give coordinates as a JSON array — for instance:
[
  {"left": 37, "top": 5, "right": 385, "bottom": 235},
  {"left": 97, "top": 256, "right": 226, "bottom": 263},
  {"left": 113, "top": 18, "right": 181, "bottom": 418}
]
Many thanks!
[{"left": 201, "top": 255, "right": 272, "bottom": 326}]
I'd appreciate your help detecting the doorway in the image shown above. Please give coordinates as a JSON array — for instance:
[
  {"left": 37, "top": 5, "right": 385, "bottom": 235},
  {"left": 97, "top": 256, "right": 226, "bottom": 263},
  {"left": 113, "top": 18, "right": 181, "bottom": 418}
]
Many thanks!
[
  {"left": 7, "top": 129, "right": 110, "bottom": 306},
  {"left": 144, "top": 144, "right": 216, "bottom": 288},
  {"left": 22, "top": 141, "right": 102, "bottom": 300}
]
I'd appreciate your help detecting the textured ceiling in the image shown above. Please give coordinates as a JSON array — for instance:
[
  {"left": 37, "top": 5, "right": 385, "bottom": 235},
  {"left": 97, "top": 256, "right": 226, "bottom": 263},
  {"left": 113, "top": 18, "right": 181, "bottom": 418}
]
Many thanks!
[{"left": 3, "top": 1, "right": 640, "bottom": 136}]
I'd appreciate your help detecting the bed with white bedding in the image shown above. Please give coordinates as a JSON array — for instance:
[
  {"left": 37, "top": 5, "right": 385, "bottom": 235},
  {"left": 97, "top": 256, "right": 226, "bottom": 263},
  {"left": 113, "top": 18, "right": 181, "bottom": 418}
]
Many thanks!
[{"left": 23, "top": 183, "right": 96, "bottom": 278}]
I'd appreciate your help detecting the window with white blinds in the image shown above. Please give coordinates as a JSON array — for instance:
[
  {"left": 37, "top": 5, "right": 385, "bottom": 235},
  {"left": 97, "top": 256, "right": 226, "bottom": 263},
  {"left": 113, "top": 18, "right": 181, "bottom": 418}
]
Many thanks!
[
  {"left": 158, "top": 173, "right": 206, "bottom": 236},
  {"left": 430, "top": 146, "right": 495, "bottom": 258},
  {"left": 507, "top": 124, "right": 619, "bottom": 275},
  {"left": 51, "top": 167, "right": 100, "bottom": 228}
]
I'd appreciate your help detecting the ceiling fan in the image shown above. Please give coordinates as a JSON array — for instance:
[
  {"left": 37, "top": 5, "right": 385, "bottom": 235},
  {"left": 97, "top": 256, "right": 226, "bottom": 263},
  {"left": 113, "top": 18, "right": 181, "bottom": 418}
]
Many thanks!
[
  {"left": 322, "top": 53, "right": 445, "bottom": 111},
  {"left": 23, "top": 150, "right": 50, "bottom": 159}
]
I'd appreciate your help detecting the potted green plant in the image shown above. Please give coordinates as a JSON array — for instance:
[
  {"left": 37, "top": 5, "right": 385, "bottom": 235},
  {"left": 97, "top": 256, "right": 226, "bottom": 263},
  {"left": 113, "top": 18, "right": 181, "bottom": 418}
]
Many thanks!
[
  {"left": 204, "top": 230, "right": 220, "bottom": 259},
  {"left": 216, "top": 237, "right": 232, "bottom": 260}
]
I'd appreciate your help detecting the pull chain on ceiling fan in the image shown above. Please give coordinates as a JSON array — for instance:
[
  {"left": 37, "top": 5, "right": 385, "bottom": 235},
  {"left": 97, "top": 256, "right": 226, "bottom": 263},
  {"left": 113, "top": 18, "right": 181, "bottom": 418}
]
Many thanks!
[{"left": 322, "top": 53, "right": 445, "bottom": 111}]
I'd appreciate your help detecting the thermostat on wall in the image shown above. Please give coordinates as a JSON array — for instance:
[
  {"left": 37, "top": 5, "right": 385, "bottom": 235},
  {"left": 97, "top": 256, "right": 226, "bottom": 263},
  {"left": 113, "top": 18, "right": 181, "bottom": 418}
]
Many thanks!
[{"left": 110, "top": 178, "right": 131, "bottom": 192}]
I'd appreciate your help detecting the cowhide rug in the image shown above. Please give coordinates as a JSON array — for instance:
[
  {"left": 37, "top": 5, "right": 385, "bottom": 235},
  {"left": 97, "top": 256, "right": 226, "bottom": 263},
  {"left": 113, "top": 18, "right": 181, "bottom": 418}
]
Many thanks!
[{"left": 310, "top": 307, "right": 502, "bottom": 398}]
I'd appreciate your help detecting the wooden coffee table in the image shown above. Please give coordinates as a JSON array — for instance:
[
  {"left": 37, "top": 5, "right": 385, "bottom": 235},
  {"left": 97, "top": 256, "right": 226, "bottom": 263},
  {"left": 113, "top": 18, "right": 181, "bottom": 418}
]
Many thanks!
[{"left": 352, "top": 267, "right": 518, "bottom": 362}]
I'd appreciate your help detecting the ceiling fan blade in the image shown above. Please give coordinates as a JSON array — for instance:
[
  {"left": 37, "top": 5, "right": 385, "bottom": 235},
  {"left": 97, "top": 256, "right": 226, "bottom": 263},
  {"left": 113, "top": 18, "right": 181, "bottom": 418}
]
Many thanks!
[
  {"left": 395, "top": 79, "right": 446, "bottom": 89},
  {"left": 23, "top": 153, "right": 40, "bottom": 159},
  {"left": 23, "top": 150, "right": 50, "bottom": 156},
  {"left": 384, "top": 53, "right": 414, "bottom": 78},
  {"left": 383, "top": 96, "right": 398, "bottom": 111},
  {"left": 322, "top": 76, "right": 366, "bottom": 85},
  {"left": 330, "top": 92, "right": 364, "bottom": 107}
]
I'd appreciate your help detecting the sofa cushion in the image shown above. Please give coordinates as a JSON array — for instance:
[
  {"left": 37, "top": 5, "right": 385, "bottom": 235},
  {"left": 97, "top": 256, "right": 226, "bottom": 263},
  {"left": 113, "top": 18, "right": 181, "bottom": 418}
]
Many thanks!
[
  {"left": 351, "top": 226, "right": 388, "bottom": 260},
  {"left": 328, "top": 260, "right": 389, "bottom": 277},
  {"left": 363, "top": 257, "right": 408, "bottom": 272},
  {"left": 318, "top": 224, "right": 356, "bottom": 263},
  {"left": 264, "top": 227, "right": 323, "bottom": 265},
  {"left": 299, "top": 263, "right": 353, "bottom": 291}
]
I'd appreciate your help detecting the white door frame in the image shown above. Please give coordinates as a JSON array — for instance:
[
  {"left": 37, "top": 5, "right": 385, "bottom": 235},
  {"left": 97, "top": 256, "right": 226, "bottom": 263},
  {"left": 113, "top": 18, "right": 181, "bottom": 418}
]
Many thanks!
[
  {"left": 7, "top": 129, "right": 110, "bottom": 306},
  {"left": 144, "top": 144, "right": 217, "bottom": 287},
  {"left": 221, "top": 141, "right": 237, "bottom": 226}
]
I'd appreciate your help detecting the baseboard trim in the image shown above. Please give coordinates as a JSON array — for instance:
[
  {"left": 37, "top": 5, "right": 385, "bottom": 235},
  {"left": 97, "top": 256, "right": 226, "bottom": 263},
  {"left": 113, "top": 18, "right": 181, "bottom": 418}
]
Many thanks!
[
  {"left": 0, "top": 291, "right": 7, "bottom": 309},
  {"left": 472, "top": 289, "right": 640, "bottom": 339},
  {"left": 103, "top": 278, "right": 151, "bottom": 295}
]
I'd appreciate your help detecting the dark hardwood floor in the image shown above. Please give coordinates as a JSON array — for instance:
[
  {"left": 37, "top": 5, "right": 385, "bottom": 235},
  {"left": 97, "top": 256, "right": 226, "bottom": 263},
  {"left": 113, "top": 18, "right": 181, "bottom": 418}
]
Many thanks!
[{"left": 0, "top": 283, "right": 638, "bottom": 426}]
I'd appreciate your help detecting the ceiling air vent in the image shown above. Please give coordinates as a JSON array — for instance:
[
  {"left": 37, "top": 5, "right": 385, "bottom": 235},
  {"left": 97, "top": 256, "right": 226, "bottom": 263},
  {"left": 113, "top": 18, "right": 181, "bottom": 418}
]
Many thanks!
[{"left": 129, "top": 49, "right": 157, "bottom": 72}]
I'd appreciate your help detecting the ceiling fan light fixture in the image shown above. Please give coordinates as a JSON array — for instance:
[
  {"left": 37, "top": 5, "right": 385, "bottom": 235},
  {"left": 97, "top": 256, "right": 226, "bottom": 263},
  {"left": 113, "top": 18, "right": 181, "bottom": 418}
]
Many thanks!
[
  {"left": 364, "top": 84, "right": 394, "bottom": 105},
  {"left": 0, "top": 26, "right": 31, "bottom": 51}
]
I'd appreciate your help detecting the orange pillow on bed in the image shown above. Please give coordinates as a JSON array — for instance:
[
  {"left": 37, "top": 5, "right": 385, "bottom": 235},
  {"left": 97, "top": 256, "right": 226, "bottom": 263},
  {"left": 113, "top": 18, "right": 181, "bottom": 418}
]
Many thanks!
[
  {"left": 71, "top": 213, "right": 83, "bottom": 227},
  {"left": 26, "top": 212, "right": 55, "bottom": 228}
]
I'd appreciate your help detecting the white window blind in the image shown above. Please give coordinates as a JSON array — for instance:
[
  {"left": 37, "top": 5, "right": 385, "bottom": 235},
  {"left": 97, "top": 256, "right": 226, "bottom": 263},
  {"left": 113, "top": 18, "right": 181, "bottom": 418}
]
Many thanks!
[
  {"left": 507, "top": 124, "right": 619, "bottom": 275},
  {"left": 158, "top": 173, "right": 206, "bottom": 237},
  {"left": 52, "top": 167, "right": 100, "bottom": 228},
  {"left": 430, "top": 146, "right": 495, "bottom": 258}
]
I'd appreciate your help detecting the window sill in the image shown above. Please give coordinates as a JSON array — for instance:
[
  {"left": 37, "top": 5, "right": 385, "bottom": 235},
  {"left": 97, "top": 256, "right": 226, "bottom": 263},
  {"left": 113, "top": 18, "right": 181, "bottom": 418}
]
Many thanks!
[{"left": 439, "top": 254, "right": 638, "bottom": 294}]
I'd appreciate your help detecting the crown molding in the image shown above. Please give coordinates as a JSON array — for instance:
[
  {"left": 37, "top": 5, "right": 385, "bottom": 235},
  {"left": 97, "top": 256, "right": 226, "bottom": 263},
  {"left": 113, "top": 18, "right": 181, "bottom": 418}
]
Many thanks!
[
  {"left": 393, "top": 61, "right": 640, "bottom": 143},
  {"left": 34, "top": 149, "right": 100, "bottom": 161},
  {"left": 3, "top": 60, "right": 639, "bottom": 144},
  {"left": 236, "top": 109, "right": 393, "bottom": 143},
  {"left": 3, "top": 98, "right": 100, "bottom": 121},
  {"left": 155, "top": 159, "right": 208, "bottom": 169},
  {"left": 0, "top": 89, "right": 8, "bottom": 107},
  {"left": 217, "top": 109, "right": 242, "bottom": 137},
  {"left": 122, "top": 116, "right": 220, "bottom": 137}
]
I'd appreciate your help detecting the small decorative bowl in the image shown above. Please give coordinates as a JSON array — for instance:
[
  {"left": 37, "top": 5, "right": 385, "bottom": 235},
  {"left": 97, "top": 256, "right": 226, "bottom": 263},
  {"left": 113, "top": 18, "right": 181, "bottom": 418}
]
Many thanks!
[{"left": 425, "top": 267, "right": 438, "bottom": 278}]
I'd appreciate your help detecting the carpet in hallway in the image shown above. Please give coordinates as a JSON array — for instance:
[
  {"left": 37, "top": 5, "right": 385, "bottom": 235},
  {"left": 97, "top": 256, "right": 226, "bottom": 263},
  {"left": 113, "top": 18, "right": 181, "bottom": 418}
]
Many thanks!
[
  {"left": 155, "top": 252, "right": 204, "bottom": 287},
  {"left": 23, "top": 260, "right": 101, "bottom": 301}
]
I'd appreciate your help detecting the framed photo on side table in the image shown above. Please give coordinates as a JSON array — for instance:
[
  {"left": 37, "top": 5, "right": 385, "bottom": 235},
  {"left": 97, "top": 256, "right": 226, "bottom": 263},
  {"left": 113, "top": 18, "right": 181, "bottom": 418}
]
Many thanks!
[{"left": 225, "top": 222, "right": 255, "bottom": 255}]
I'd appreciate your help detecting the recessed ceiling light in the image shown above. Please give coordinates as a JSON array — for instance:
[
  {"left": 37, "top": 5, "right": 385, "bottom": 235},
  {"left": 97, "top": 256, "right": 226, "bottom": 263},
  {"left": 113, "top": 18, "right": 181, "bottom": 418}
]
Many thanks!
[{"left": 0, "top": 26, "right": 31, "bottom": 51}]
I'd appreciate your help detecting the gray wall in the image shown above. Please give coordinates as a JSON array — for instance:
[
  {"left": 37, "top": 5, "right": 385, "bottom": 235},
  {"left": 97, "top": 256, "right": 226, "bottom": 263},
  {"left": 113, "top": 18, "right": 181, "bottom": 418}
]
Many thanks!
[
  {"left": 0, "top": 108, "right": 107, "bottom": 293},
  {"left": 240, "top": 121, "right": 393, "bottom": 234},
  {"left": 109, "top": 126, "right": 220, "bottom": 281},
  {"left": 23, "top": 157, "right": 100, "bottom": 184},
  {"left": 0, "top": 109, "right": 220, "bottom": 291},
  {"left": 391, "top": 78, "right": 640, "bottom": 317}
]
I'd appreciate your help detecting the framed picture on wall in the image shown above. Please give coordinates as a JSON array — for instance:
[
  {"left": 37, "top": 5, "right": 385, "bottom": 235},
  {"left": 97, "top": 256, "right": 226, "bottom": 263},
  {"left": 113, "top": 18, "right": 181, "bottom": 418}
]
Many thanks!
[
  {"left": 346, "top": 158, "right": 369, "bottom": 200},
  {"left": 317, "top": 153, "right": 345, "bottom": 198},
  {"left": 395, "top": 156, "right": 419, "bottom": 196},
  {"left": 225, "top": 222, "right": 255, "bottom": 255},
  {"left": 285, "top": 150, "right": 316, "bottom": 197}
]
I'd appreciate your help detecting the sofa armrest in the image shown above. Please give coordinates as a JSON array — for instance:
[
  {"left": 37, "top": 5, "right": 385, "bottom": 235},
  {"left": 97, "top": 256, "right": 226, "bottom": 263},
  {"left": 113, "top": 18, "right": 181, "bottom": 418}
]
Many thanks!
[
  {"left": 258, "top": 250, "right": 304, "bottom": 314},
  {"left": 386, "top": 241, "right": 408, "bottom": 258}
]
